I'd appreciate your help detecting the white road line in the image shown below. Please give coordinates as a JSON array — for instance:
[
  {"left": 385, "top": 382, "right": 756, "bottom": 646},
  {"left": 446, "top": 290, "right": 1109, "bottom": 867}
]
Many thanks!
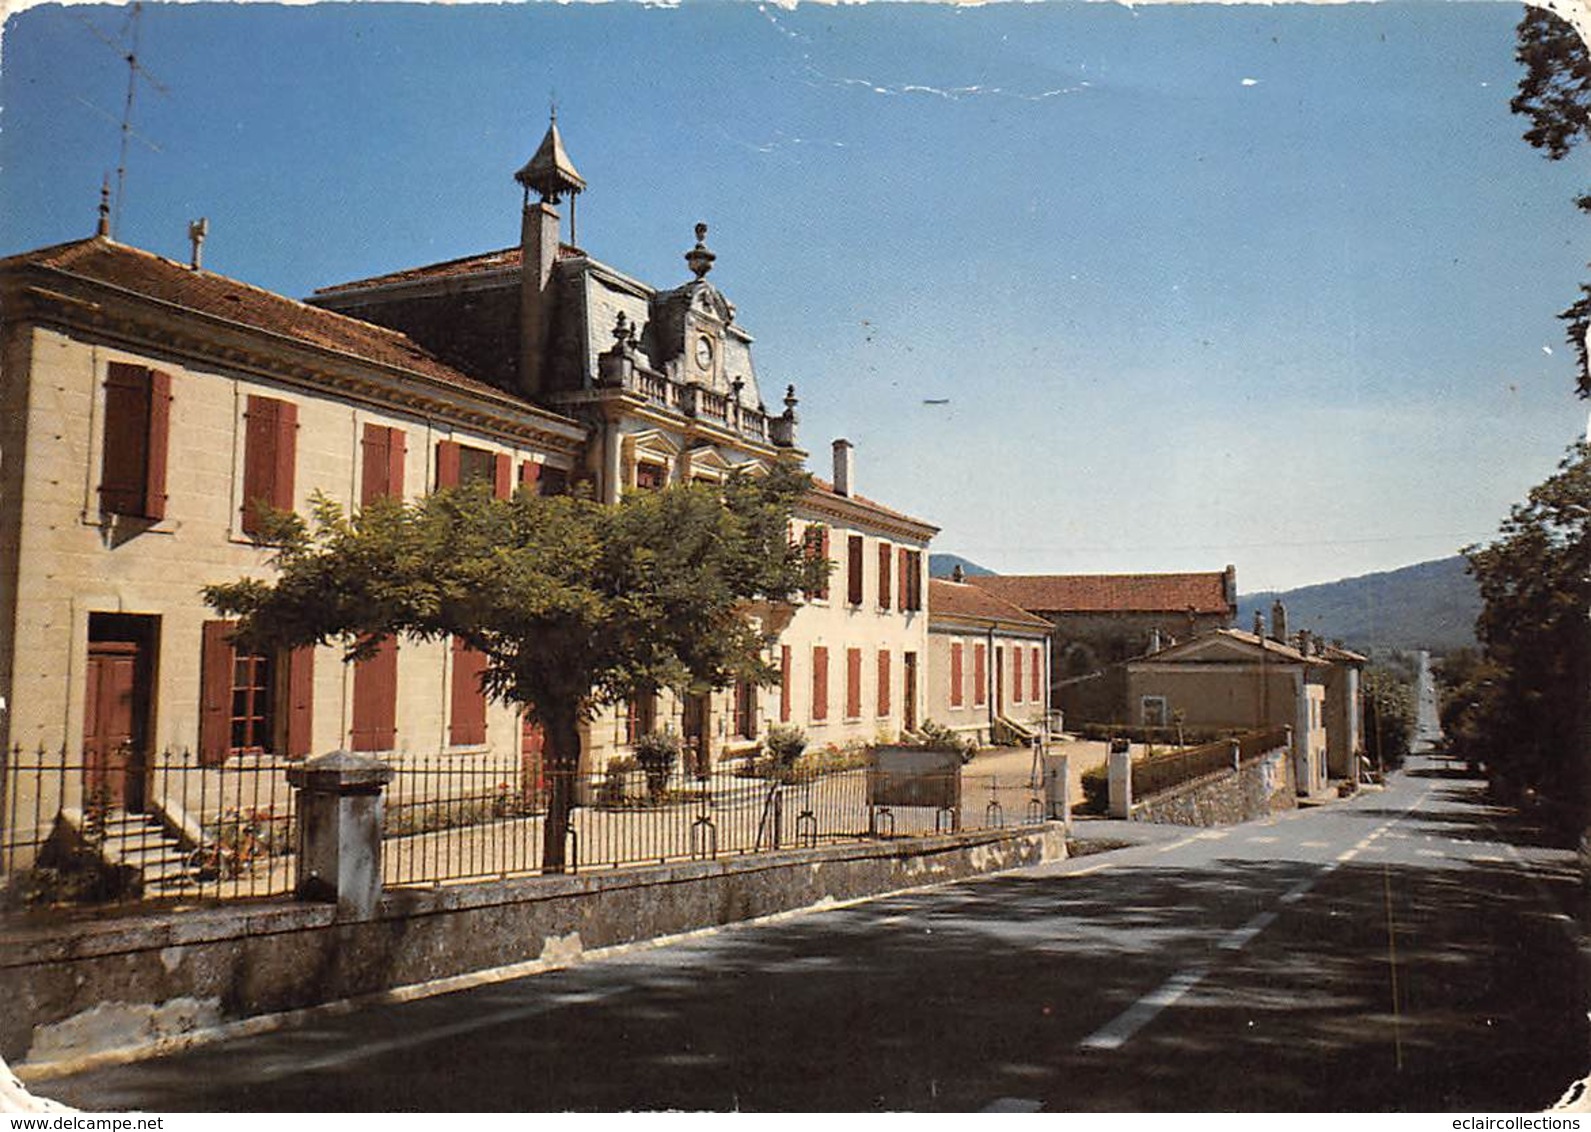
[
  {"left": 1279, "top": 878, "right": 1317, "bottom": 905},
  {"left": 1079, "top": 966, "right": 1210, "bottom": 1051},
  {"left": 1067, "top": 862, "right": 1113, "bottom": 876},
  {"left": 1220, "top": 910, "right": 1278, "bottom": 951},
  {"left": 1300, "top": 840, "right": 1330, "bottom": 849},
  {"left": 983, "top": 1098, "right": 1044, "bottom": 1112},
  {"left": 1246, "top": 835, "right": 1279, "bottom": 844},
  {"left": 1338, "top": 848, "right": 1360, "bottom": 863},
  {"left": 1415, "top": 848, "right": 1444, "bottom": 858}
]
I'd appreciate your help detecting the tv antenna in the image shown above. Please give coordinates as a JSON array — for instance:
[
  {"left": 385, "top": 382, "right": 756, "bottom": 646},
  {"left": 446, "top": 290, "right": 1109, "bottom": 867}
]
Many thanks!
[{"left": 75, "top": 2, "right": 168, "bottom": 237}]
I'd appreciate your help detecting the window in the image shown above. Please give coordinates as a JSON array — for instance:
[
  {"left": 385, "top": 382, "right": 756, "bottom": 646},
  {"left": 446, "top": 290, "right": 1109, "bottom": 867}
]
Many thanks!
[
  {"left": 449, "top": 637, "right": 488, "bottom": 746},
  {"left": 625, "top": 693, "right": 658, "bottom": 745},
  {"left": 350, "top": 636, "right": 398, "bottom": 752},
  {"left": 845, "top": 648, "right": 862, "bottom": 719},
  {"left": 877, "top": 649, "right": 891, "bottom": 717},
  {"left": 1013, "top": 647, "right": 1024, "bottom": 704},
  {"left": 635, "top": 461, "right": 667, "bottom": 491},
  {"left": 735, "top": 680, "right": 758, "bottom": 741},
  {"left": 539, "top": 466, "right": 570, "bottom": 496},
  {"left": 779, "top": 644, "right": 792, "bottom": 723},
  {"left": 1142, "top": 696, "right": 1169, "bottom": 728},
  {"left": 242, "top": 395, "right": 297, "bottom": 536},
  {"left": 877, "top": 543, "right": 892, "bottom": 610},
  {"left": 811, "top": 646, "right": 829, "bottom": 722},
  {"left": 1031, "top": 646, "right": 1042, "bottom": 702},
  {"left": 803, "top": 526, "right": 831, "bottom": 601},
  {"left": 100, "top": 362, "right": 171, "bottom": 520},
  {"left": 950, "top": 643, "right": 964, "bottom": 708},
  {"left": 437, "top": 440, "right": 511, "bottom": 499},
  {"left": 847, "top": 535, "right": 865, "bottom": 606},
  {"left": 361, "top": 424, "right": 406, "bottom": 505},
  {"left": 973, "top": 643, "right": 988, "bottom": 707},
  {"left": 199, "top": 620, "right": 313, "bottom": 765}
]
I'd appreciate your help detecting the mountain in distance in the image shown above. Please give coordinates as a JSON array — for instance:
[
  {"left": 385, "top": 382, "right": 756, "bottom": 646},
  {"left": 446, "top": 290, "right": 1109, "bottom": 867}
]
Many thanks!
[
  {"left": 1238, "top": 556, "right": 1479, "bottom": 655},
  {"left": 929, "top": 553, "right": 996, "bottom": 578}
]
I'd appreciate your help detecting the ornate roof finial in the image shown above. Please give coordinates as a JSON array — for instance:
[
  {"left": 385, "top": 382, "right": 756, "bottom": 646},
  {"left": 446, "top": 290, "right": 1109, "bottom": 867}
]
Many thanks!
[
  {"left": 515, "top": 112, "right": 586, "bottom": 206},
  {"left": 96, "top": 176, "right": 111, "bottom": 238},
  {"left": 685, "top": 221, "right": 716, "bottom": 279}
]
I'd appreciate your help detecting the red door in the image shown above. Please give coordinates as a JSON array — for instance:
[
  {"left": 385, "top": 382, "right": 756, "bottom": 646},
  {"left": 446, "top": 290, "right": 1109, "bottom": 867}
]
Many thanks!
[
  {"left": 520, "top": 713, "right": 546, "bottom": 803},
  {"left": 84, "top": 641, "right": 140, "bottom": 810}
]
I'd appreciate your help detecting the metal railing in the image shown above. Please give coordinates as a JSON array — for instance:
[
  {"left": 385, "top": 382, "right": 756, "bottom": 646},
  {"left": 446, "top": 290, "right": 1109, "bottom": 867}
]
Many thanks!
[
  {"left": 1131, "top": 725, "right": 1292, "bottom": 799},
  {"left": 1, "top": 744, "right": 297, "bottom": 904}
]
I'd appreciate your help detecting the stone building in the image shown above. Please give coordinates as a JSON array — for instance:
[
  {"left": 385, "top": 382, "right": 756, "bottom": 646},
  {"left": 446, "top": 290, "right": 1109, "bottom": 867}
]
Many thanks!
[
  {"left": 0, "top": 119, "right": 935, "bottom": 858},
  {"left": 962, "top": 568, "right": 1238, "bottom": 725},
  {"left": 926, "top": 578, "right": 1052, "bottom": 745}
]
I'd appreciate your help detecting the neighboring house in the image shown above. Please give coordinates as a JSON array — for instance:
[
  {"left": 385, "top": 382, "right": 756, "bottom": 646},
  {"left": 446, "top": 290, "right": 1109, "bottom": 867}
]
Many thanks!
[
  {"left": 1319, "top": 640, "right": 1367, "bottom": 779},
  {"left": 0, "top": 119, "right": 936, "bottom": 854},
  {"left": 926, "top": 577, "right": 1052, "bottom": 745},
  {"left": 1123, "top": 622, "right": 1356, "bottom": 796},
  {"left": 962, "top": 568, "right": 1238, "bottom": 725}
]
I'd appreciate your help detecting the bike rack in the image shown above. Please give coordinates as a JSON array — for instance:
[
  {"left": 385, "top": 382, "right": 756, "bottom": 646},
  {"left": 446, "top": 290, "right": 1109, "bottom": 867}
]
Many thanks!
[
  {"left": 690, "top": 814, "right": 718, "bottom": 860},
  {"left": 935, "top": 806, "right": 959, "bottom": 834},
  {"left": 871, "top": 806, "right": 896, "bottom": 838},
  {"left": 795, "top": 809, "right": 818, "bottom": 848},
  {"left": 1025, "top": 796, "right": 1045, "bottom": 824}
]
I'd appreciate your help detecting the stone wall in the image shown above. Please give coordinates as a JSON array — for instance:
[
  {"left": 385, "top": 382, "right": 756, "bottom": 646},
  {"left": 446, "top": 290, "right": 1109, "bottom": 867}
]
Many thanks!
[
  {"left": 1130, "top": 747, "right": 1295, "bottom": 827},
  {"left": 0, "top": 824, "right": 1065, "bottom": 1071}
]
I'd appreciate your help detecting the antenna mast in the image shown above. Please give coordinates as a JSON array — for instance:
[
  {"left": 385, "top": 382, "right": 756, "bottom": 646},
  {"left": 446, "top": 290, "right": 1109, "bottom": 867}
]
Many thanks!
[{"left": 78, "top": 2, "right": 167, "bottom": 238}]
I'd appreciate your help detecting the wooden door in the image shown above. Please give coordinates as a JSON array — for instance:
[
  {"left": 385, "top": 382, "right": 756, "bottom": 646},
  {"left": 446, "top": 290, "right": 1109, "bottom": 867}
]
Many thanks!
[
  {"left": 681, "top": 693, "right": 709, "bottom": 776},
  {"left": 84, "top": 641, "right": 140, "bottom": 810},
  {"left": 520, "top": 713, "right": 546, "bottom": 803}
]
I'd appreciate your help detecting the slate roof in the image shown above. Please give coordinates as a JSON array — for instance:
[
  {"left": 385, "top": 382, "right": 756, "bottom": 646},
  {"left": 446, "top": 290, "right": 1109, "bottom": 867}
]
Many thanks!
[
  {"left": 929, "top": 579, "right": 1051, "bottom": 631},
  {"left": 966, "top": 572, "right": 1234, "bottom": 615},
  {"left": 3, "top": 237, "right": 534, "bottom": 405}
]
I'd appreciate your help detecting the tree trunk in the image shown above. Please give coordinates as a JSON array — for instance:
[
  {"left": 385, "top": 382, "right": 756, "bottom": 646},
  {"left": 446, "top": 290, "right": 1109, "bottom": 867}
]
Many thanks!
[{"left": 540, "top": 706, "right": 583, "bottom": 873}]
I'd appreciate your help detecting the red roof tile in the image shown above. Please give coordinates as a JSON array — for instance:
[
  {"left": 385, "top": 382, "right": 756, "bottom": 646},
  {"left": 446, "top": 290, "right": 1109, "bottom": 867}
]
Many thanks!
[
  {"left": 3, "top": 237, "right": 533, "bottom": 405},
  {"left": 806, "top": 476, "right": 937, "bottom": 533},
  {"left": 966, "top": 572, "right": 1234, "bottom": 615},
  {"left": 929, "top": 579, "right": 1051, "bottom": 630}
]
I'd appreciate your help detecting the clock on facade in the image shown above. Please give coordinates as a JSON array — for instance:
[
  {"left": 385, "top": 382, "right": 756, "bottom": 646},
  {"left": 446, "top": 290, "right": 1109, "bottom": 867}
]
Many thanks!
[{"left": 695, "top": 335, "right": 713, "bottom": 370}]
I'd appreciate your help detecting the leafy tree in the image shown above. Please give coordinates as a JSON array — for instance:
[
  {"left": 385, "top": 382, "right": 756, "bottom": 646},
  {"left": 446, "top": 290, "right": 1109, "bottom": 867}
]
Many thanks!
[
  {"left": 1362, "top": 665, "right": 1415, "bottom": 771},
  {"left": 1512, "top": 6, "right": 1591, "bottom": 395},
  {"left": 1459, "top": 443, "right": 1591, "bottom": 812},
  {"left": 203, "top": 463, "right": 825, "bottom": 872}
]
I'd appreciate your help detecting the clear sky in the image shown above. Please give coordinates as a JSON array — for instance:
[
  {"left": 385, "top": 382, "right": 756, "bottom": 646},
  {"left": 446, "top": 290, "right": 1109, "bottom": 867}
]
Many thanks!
[{"left": 2, "top": 0, "right": 1586, "bottom": 593}]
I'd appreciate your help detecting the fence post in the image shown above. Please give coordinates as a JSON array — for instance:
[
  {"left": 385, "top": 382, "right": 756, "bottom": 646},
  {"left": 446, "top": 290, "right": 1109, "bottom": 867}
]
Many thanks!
[
  {"left": 1043, "top": 752, "right": 1071, "bottom": 831},
  {"left": 286, "top": 751, "right": 393, "bottom": 920},
  {"left": 1230, "top": 738, "right": 1242, "bottom": 772},
  {"left": 1107, "top": 738, "right": 1133, "bottom": 819}
]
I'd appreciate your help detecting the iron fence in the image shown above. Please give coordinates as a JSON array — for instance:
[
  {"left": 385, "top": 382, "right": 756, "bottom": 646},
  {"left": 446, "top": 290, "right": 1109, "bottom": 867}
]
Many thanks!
[
  {"left": 1131, "top": 726, "right": 1292, "bottom": 799},
  {"left": 0, "top": 744, "right": 297, "bottom": 904}
]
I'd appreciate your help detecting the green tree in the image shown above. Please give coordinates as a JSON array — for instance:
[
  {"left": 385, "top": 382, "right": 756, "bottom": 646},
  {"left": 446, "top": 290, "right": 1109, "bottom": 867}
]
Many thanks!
[
  {"left": 203, "top": 463, "right": 825, "bottom": 872},
  {"left": 1512, "top": 6, "right": 1591, "bottom": 395},
  {"left": 1460, "top": 443, "right": 1591, "bottom": 811},
  {"left": 1363, "top": 665, "right": 1415, "bottom": 772}
]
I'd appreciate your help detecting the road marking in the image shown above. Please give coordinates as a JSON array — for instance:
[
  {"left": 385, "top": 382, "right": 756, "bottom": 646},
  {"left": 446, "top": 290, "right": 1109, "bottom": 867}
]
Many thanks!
[
  {"left": 1246, "top": 835, "right": 1279, "bottom": 844},
  {"left": 1415, "top": 848, "right": 1444, "bottom": 858},
  {"left": 1220, "top": 910, "right": 1278, "bottom": 951},
  {"left": 1279, "top": 877, "right": 1317, "bottom": 904},
  {"left": 1194, "top": 830, "right": 1230, "bottom": 840},
  {"left": 1067, "top": 862, "right": 1113, "bottom": 876},
  {"left": 1300, "top": 840, "right": 1330, "bottom": 849},
  {"left": 982, "top": 1098, "right": 1044, "bottom": 1112},
  {"left": 1079, "top": 966, "right": 1210, "bottom": 1051},
  {"left": 1338, "top": 848, "right": 1360, "bottom": 862}
]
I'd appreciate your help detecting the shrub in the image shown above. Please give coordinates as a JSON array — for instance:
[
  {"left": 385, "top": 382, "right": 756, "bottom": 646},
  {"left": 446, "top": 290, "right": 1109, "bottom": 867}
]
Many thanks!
[
  {"left": 632, "top": 731, "right": 682, "bottom": 799},
  {"left": 763, "top": 724, "right": 807, "bottom": 773},
  {"left": 597, "top": 755, "right": 637, "bottom": 806},
  {"left": 906, "top": 719, "right": 976, "bottom": 762},
  {"left": 1079, "top": 765, "right": 1109, "bottom": 814}
]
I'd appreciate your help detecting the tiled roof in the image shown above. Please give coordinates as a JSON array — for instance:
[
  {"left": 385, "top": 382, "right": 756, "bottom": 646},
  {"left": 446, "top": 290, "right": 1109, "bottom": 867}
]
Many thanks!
[
  {"left": 313, "top": 243, "right": 585, "bottom": 296},
  {"left": 929, "top": 579, "right": 1051, "bottom": 630},
  {"left": 3, "top": 237, "right": 528, "bottom": 404},
  {"left": 966, "top": 572, "right": 1234, "bottom": 615},
  {"left": 807, "top": 476, "right": 937, "bottom": 533}
]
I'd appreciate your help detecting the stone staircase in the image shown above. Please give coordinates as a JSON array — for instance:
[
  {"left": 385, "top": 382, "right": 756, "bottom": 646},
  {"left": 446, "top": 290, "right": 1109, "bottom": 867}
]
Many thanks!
[{"left": 82, "top": 808, "right": 202, "bottom": 895}]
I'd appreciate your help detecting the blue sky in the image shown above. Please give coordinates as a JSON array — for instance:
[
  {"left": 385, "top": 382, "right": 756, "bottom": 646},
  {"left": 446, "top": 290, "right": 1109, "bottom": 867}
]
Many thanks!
[{"left": 2, "top": 0, "right": 1586, "bottom": 592}]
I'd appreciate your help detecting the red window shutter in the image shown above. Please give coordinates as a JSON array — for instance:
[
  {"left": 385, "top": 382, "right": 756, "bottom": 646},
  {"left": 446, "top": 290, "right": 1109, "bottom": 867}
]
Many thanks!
[
  {"left": 877, "top": 543, "right": 892, "bottom": 610},
  {"left": 846, "top": 648, "right": 862, "bottom": 718},
  {"left": 974, "top": 644, "right": 988, "bottom": 707},
  {"left": 286, "top": 646, "right": 315, "bottom": 758},
  {"left": 361, "top": 424, "right": 405, "bottom": 505},
  {"left": 144, "top": 370, "right": 171, "bottom": 520},
  {"left": 199, "top": 620, "right": 235, "bottom": 766},
  {"left": 780, "top": 645, "right": 792, "bottom": 723},
  {"left": 243, "top": 396, "right": 291, "bottom": 535},
  {"left": 811, "top": 646, "right": 828, "bottom": 722},
  {"left": 907, "top": 550, "right": 922, "bottom": 611},
  {"left": 819, "top": 529, "right": 831, "bottom": 600},
  {"left": 898, "top": 548, "right": 909, "bottom": 612},
  {"left": 101, "top": 363, "right": 158, "bottom": 517},
  {"left": 877, "top": 649, "right": 890, "bottom": 717},
  {"left": 436, "top": 440, "right": 461, "bottom": 489},
  {"left": 1013, "top": 647, "right": 1024, "bottom": 704},
  {"left": 950, "top": 643, "right": 964, "bottom": 708},
  {"left": 351, "top": 636, "right": 398, "bottom": 751},
  {"left": 520, "top": 461, "right": 542, "bottom": 491},
  {"left": 1031, "top": 646, "right": 1042, "bottom": 702},
  {"left": 449, "top": 637, "right": 489, "bottom": 746},
  {"left": 847, "top": 536, "right": 864, "bottom": 606},
  {"left": 494, "top": 453, "right": 513, "bottom": 500},
  {"left": 273, "top": 400, "right": 297, "bottom": 510}
]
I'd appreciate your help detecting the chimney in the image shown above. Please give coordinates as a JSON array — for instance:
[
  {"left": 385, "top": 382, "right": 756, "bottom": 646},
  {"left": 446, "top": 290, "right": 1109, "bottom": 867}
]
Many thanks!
[
  {"left": 1297, "top": 629, "right": 1311, "bottom": 655},
  {"left": 951, "top": 564, "right": 965, "bottom": 584},
  {"left": 1253, "top": 610, "right": 1265, "bottom": 637},
  {"left": 1223, "top": 564, "right": 1237, "bottom": 613},
  {"left": 832, "top": 438, "right": 854, "bottom": 497},
  {"left": 1149, "top": 627, "right": 1162, "bottom": 654},
  {"left": 188, "top": 218, "right": 208, "bottom": 270},
  {"left": 514, "top": 114, "right": 585, "bottom": 402},
  {"left": 1270, "top": 599, "right": 1288, "bottom": 643}
]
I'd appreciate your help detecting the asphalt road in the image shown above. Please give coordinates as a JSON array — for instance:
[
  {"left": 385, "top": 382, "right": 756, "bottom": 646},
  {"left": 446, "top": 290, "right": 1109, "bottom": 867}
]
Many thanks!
[{"left": 42, "top": 756, "right": 1590, "bottom": 1112}]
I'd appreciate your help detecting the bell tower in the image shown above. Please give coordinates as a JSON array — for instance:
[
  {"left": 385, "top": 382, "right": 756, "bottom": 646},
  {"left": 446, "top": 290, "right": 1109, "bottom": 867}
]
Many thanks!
[{"left": 515, "top": 111, "right": 586, "bottom": 400}]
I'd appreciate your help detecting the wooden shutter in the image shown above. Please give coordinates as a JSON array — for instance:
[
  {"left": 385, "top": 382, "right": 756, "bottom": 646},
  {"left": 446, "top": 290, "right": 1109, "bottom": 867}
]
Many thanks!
[
  {"left": 811, "top": 646, "right": 828, "bottom": 722},
  {"left": 907, "top": 550, "right": 922, "bottom": 611},
  {"left": 818, "top": 529, "right": 831, "bottom": 600},
  {"left": 101, "top": 363, "right": 168, "bottom": 518},
  {"left": 950, "top": 643, "right": 964, "bottom": 708},
  {"left": 361, "top": 424, "right": 406, "bottom": 505},
  {"left": 435, "top": 439, "right": 461, "bottom": 489},
  {"left": 449, "top": 637, "right": 488, "bottom": 746},
  {"left": 243, "top": 396, "right": 296, "bottom": 535},
  {"left": 846, "top": 648, "right": 862, "bottom": 719},
  {"left": 898, "top": 548, "right": 909, "bottom": 613},
  {"left": 877, "top": 649, "right": 890, "bottom": 717},
  {"left": 199, "top": 620, "right": 236, "bottom": 766},
  {"left": 350, "top": 636, "right": 398, "bottom": 751},
  {"left": 847, "top": 536, "right": 864, "bottom": 606},
  {"left": 780, "top": 644, "right": 792, "bottom": 723},
  {"left": 519, "top": 461, "right": 541, "bottom": 491},
  {"left": 878, "top": 543, "right": 892, "bottom": 610},
  {"left": 144, "top": 370, "right": 171, "bottom": 520},
  {"left": 285, "top": 646, "right": 315, "bottom": 758},
  {"left": 1031, "top": 646, "right": 1042, "bottom": 702},
  {"left": 974, "top": 644, "right": 987, "bottom": 707},
  {"left": 494, "top": 453, "right": 513, "bottom": 500},
  {"left": 1013, "top": 647, "right": 1024, "bottom": 704}
]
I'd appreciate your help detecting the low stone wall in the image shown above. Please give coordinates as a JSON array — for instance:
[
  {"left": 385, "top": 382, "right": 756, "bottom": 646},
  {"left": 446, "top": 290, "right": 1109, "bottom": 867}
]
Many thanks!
[
  {"left": 0, "top": 824, "right": 1065, "bottom": 1071},
  {"left": 1130, "top": 747, "right": 1295, "bottom": 827}
]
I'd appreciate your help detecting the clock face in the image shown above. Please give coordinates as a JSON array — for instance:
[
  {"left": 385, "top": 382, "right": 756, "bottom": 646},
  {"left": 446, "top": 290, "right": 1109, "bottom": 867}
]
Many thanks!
[{"left": 695, "top": 335, "right": 713, "bottom": 370}]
